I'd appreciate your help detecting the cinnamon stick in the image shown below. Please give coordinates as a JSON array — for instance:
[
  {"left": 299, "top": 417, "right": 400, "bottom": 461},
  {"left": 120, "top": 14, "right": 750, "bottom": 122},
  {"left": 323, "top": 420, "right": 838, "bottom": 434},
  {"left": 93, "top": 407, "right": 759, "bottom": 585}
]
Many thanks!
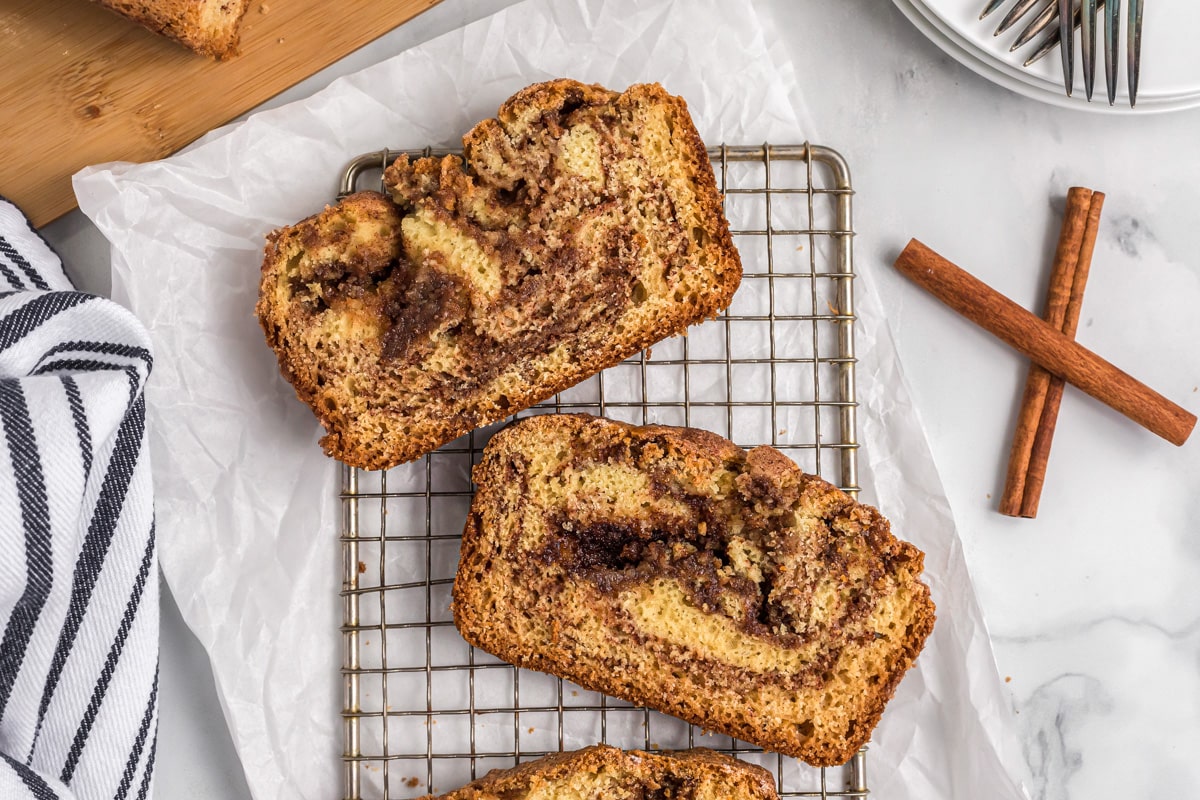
[
  {"left": 1019, "top": 192, "right": 1105, "bottom": 517},
  {"left": 999, "top": 187, "right": 1094, "bottom": 516},
  {"left": 893, "top": 239, "right": 1195, "bottom": 447}
]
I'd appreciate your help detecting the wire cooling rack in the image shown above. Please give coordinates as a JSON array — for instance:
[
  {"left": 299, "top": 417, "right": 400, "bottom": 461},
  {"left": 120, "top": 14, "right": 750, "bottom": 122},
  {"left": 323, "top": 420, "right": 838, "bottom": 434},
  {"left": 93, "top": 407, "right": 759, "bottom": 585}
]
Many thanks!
[{"left": 338, "top": 143, "right": 862, "bottom": 799}]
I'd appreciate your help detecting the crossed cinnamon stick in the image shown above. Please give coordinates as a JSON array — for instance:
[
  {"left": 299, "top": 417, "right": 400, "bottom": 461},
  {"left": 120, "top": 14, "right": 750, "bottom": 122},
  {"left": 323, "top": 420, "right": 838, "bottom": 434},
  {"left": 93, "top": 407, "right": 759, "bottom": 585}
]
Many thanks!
[
  {"left": 1000, "top": 188, "right": 1103, "bottom": 517},
  {"left": 894, "top": 191, "right": 1195, "bottom": 518}
]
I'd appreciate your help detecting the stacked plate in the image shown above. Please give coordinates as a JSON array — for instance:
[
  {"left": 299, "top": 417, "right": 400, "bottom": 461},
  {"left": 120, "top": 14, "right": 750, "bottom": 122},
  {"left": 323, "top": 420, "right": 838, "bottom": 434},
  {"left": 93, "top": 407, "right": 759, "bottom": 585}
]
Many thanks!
[{"left": 894, "top": 0, "right": 1200, "bottom": 113}]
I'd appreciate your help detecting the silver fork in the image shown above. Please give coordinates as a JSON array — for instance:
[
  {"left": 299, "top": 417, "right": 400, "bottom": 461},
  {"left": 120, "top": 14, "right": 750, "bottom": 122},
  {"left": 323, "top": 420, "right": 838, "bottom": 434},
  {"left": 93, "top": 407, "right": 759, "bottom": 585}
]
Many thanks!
[{"left": 981, "top": 0, "right": 1144, "bottom": 106}]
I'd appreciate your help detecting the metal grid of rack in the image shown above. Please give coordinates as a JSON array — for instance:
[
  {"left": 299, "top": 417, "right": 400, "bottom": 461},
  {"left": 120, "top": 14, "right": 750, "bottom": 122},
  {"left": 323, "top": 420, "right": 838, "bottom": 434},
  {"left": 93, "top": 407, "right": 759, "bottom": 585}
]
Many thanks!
[{"left": 338, "top": 143, "right": 862, "bottom": 799}]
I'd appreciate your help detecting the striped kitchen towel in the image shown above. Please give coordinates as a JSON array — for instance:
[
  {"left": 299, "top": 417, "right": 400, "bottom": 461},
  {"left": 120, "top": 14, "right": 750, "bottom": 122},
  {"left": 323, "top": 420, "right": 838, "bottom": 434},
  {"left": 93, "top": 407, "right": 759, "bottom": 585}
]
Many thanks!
[{"left": 0, "top": 198, "right": 157, "bottom": 800}]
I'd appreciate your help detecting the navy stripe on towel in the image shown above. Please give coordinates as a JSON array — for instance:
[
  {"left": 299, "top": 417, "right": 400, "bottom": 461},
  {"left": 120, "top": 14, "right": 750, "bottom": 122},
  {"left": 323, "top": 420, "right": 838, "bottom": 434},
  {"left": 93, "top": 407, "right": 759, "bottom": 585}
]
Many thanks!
[
  {"left": 0, "top": 293, "right": 96, "bottom": 354},
  {"left": 60, "top": 525, "right": 156, "bottom": 785},
  {"left": 0, "top": 237, "right": 50, "bottom": 291},
  {"left": 0, "top": 260, "right": 24, "bottom": 292},
  {"left": 113, "top": 664, "right": 157, "bottom": 800},
  {"left": 1, "top": 752, "right": 59, "bottom": 800},
  {"left": 27, "top": 395, "right": 146, "bottom": 760},
  {"left": 133, "top": 727, "right": 156, "bottom": 800},
  {"left": 35, "top": 342, "right": 152, "bottom": 374},
  {"left": 61, "top": 377, "right": 92, "bottom": 483},
  {"left": 0, "top": 382, "right": 53, "bottom": 720}
]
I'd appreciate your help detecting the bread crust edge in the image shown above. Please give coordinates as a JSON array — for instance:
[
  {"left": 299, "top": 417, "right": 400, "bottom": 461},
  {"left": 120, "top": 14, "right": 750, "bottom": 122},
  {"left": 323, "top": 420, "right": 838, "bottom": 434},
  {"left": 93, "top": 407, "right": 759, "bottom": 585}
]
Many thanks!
[
  {"left": 453, "top": 414, "right": 936, "bottom": 768},
  {"left": 414, "top": 743, "right": 779, "bottom": 799},
  {"left": 257, "top": 81, "right": 742, "bottom": 471}
]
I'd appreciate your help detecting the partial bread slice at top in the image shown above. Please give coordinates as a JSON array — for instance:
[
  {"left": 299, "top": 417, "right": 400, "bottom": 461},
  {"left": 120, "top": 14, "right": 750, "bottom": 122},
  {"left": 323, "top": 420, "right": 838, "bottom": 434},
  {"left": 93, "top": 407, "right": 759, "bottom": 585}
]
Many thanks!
[
  {"left": 453, "top": 414, "right": 936, "bottom": 767},
  {"left": 257, "top": 79, "right": 741, "bottom": 469},
  {"left": 416, "top": 745, "right": 778, "bottom": 800},
  {"left": 93, "top": 0, "right": 251, "bottom": 58}
]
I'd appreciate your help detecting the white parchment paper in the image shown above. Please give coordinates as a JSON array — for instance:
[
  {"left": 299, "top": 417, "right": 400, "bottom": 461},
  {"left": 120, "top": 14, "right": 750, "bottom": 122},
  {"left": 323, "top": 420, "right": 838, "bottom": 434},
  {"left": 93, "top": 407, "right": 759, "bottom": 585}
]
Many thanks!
[{"left": 74, "top": 0, "right": 1028, "bottom": 798}]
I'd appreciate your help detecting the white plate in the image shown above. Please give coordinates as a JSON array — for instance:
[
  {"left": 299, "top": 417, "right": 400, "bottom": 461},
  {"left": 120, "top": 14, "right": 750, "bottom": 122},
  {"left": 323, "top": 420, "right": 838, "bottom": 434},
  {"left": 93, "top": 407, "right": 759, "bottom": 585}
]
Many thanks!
[
  {"left": 894, "top": 0, "right": 1200, "bottom": 113},
  {"left": 924, "top": 0, "right": 1200, "bottom": 100}
]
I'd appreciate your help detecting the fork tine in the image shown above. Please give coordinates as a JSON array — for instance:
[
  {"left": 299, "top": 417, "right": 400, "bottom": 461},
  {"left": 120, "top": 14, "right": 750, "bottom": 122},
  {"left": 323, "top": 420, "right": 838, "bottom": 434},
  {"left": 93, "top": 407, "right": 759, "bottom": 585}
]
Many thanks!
[
  {"left": 996, "top": 0, "right": 1042, "bottom": 35},
  {"left": 1022, "top": 2, "right": 1101, "bottom": 66},
  {"left": 1081, "top": 0, "right": 1097, "bottom": 99},
  {"left": 980, "top": 0, "right": 1008, "bottom": 20},
  {"left": 1011, "top": 2, "right": 1059, "bottom": 51},
  {"left": 1128, "top": 0, "right": 1143, "bottom": 106},
  {"left": 1105, "top": 0, "right": 1121, "bottom": 104},
  {"left": 1002, "top": 0, "right": 1121, "bottom": 103},
  {"left": 1023, "top": 28, "right": 1060, "bottom": 65},
  {"left": 1059, "top": 0, "right": 1075, "bottom": 96}
]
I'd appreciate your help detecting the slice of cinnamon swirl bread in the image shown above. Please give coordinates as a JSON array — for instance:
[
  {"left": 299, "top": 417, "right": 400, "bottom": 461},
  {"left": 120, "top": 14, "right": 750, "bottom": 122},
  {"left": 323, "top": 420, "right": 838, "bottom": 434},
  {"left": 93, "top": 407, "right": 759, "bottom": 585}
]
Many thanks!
[
  {"left": 453, "top": 414, "right": 935, "bottom": 767},
  {"left": 256, "top": 79, "right": 740, "bottom": 470},
  {"left": 94, "top": 0, "right": 250, "bottom": 58},
  {"left": 416, "top": 745, "right": 777, "bottom": 800}
]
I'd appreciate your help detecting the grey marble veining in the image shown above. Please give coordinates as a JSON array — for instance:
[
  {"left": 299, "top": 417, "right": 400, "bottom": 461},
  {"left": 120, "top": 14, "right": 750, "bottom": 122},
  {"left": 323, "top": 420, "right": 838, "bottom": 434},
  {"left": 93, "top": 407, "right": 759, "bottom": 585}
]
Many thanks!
[
  {"left": 998, "top": 616, "right": 1200, "bottom": 799},
  {"left": 1019, "top": 674, "right": 1110, "bottom": 800},
  {"left": 1110, "top": 214, "right": 1155, "bottom": 258}
]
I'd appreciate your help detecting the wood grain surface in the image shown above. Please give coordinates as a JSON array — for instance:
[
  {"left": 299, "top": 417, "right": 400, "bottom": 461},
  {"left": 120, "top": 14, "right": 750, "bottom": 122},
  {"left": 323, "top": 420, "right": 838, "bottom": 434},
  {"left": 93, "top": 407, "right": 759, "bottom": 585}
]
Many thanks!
[{"left": 0, "top": 0, "right": 441, "bottom": 227}]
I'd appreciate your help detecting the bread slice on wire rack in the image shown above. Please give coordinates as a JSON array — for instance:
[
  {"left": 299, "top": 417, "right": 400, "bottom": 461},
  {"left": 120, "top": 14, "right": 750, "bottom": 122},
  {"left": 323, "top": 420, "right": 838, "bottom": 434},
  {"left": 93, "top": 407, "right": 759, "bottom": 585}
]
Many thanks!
[
  {"left": 453, "top": 413, "right": 936, "bottom": 767},
  {"left": 415, "top": 745, "right": 778, "bottom": 800},
  {"left": 257, "top": 79, "right": 741, "bottom": 470}
]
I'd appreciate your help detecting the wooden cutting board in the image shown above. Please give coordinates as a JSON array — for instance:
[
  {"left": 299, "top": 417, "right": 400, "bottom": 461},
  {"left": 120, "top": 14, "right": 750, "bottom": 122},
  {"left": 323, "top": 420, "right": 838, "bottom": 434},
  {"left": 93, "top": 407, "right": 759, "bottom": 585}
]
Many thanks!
[{"left": 1, "top": 0, "right": 441, "bottom": 227}]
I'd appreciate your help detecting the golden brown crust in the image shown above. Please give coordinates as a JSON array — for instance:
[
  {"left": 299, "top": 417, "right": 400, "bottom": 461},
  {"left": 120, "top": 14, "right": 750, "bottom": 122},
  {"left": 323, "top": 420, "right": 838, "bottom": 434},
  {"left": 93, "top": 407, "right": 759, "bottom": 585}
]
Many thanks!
[
  {"left": 256, "top": 191, "right": 406, "bottom": 461},
  {"left": 416, "top": 745, "right": 778, "bottom": 799},
  {"left": 453, "top": 414, "right": 936, "bottom": 767},
  {"left": 257, "top": 80, "right": 741, "bottom": 469},
  {"left": 92, "top": 0, "right": 251, "bottom": 59}
]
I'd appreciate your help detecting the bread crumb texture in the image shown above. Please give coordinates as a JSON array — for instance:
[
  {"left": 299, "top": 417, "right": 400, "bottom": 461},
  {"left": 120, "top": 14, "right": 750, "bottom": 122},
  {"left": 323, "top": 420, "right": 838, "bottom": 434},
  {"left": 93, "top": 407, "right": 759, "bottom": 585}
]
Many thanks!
[
  {"left": 453, "top": 414, "right": 936, "bottom": 767},
  {"left": 256, "top": 80, "right": 741, "bottom": 469},
  {"left": 415, "top": 744, "right": 778, "bottom": 800},
  {"left": 94, "top": 0, "right": 251, "bottom": 58}
]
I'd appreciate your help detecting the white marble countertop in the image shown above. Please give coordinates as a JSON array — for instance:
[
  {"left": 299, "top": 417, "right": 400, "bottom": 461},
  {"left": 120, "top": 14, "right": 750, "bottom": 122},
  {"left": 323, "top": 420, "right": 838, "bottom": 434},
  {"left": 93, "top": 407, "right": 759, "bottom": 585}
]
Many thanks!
[{"left": 40, "top": 1, "right": 1200, "bottom": 798}]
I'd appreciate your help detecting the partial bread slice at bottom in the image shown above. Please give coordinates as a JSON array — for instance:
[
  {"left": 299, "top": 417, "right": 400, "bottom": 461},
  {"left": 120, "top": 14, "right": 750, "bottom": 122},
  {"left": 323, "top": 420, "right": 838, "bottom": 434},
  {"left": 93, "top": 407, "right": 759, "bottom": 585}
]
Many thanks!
[{"left": 416, "top": 745, "right": 778, "bottom": 800}]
